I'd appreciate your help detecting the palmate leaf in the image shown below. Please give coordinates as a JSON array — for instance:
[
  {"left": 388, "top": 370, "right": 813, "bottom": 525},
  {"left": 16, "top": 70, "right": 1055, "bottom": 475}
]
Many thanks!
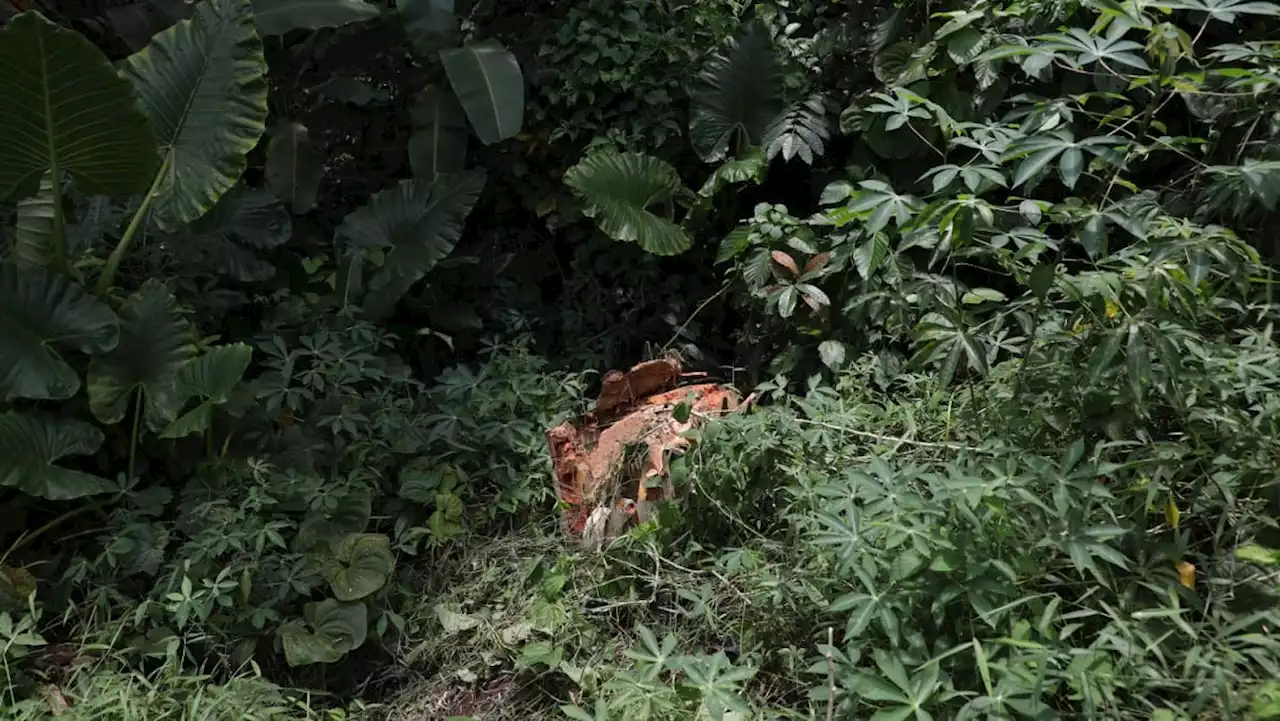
[
  {"left": 265, "top": 122, "right": 323, "bottom": 215},
  {"left": 0, "top": 264, "right": 119, "bottom": 402},
  {"left": 160, "top": 343, "right": 253, "bottom": 439},
  {"left": 0, "top": 412, "right": 114, "bottom": 500},
  {"left": 0, "top": 12, "right": 160, "bottom": 204},
  {"left": 279, "top": 599, "right": 367, "bottom": 666},
  {"left": 123, "top": 0, "right": 269, "bottom": 232},
  {"left": 440, "top": 41, "right": 524, "bottom": 145},
  {"left": 690, "top": 22, "right": 785, "bottom": 163},
  {"left": 408, "top": 87, "right": 470, "bottom": 179},
  {"left": 87, "top": 281, "right": 195, "bottom": 427},
  {"left": 326, "top": 533, "right": 396, "bottom": 601},
  {"left": 564, "top": 152, "right": 691, "bottom": 256},
  {"left": 336, "top": 170, "right": 486, "bottom": 320},
  {"left": 252, "top": 0, "right": 381, "bottom": 36}
]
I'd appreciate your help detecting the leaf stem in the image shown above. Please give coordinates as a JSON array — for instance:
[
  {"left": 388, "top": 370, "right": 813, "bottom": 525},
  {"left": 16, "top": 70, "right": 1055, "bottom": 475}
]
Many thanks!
[
  {"left": 97, "top": 155, "right": 170, "bottom": 297},
  {"left": 128, "top": 388, "right": 143, "bottom": 481}
]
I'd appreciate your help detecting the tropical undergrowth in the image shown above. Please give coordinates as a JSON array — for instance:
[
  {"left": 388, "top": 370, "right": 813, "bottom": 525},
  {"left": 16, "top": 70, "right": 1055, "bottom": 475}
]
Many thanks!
[{"left": 2, "top": 0, "right": 1280, "bottom": 718}]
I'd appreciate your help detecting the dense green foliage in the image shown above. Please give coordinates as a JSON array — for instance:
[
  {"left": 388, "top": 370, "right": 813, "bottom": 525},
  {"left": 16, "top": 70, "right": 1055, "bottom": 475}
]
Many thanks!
[{"left": 2, "top": 0, "right": 1280, "bottom": 718}]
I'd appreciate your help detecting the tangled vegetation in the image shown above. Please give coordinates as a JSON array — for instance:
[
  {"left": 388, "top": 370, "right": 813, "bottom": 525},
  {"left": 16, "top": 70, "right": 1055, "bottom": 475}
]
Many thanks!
[{"left": 1, "top": 0, "right": 1280, "bottom": 718}]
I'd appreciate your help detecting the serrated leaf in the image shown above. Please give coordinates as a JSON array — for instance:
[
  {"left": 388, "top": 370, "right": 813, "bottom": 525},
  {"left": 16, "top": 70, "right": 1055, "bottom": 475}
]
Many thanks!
[{"left": 0, "top": 412, "right": 114, "bottom": 500}]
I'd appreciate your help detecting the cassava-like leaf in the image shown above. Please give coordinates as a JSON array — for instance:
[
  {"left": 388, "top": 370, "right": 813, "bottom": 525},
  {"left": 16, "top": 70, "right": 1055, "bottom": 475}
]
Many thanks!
[
  {"left": 564, "top": 152, "right": 691, "bottom": 256},
  {"left": 160, "top": 343, "right": 253, "bottom": 439},
  {"left": 279, "top": 599, "right": 367, "bottom": 666},
  {"left": 87, "top": 282, "right": 194, "bottom": 426},
  {"left": 0, "top": 12, "right": 159, "bottom": 203},
  {"left": 123, "top": 0, "right": 269, "bottom": 231},
  {"left": 0, "top": 264, "right": 119, "bottom": 401},
  {"left": 266, "top": 122, "right": 323, "bottom": 215},
  {"left": 336, "top": 171, "right": 486, "bottom": 319},
  {"left": 252, "top": 0, "right": 381, "bottom": 36},
  {"left": 440, "top": 41, "right": 524, "bottom": 145},
  {"left": 0, "top": 412, "right": 114, "bottom": 500},
  {"left": 408, "top": 87, "right": 470, "bottom": 179},
  {"left": 326, "top": 533, "right": 396, "bottom": 601},
  {"left": 690, "top": 22, "right": 784, "bottom": 163}
]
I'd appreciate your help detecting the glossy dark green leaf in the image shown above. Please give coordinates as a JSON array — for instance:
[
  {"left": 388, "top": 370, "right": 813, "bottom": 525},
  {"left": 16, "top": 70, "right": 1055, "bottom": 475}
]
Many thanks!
[{"left": 440, "top": 41, "right": 524, "bottom": 145}]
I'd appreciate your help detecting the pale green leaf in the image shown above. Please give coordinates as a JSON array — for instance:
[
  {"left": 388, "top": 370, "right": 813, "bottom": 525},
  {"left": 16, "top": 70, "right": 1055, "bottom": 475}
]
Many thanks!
[{"left": 564, "top": 151, "right": 691, "bottom": 255}]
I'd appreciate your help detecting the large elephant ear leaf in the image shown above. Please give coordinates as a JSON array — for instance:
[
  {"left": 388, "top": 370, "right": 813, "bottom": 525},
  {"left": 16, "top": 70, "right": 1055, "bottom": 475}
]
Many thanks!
[
  {"left": 279, "top": 599, "right": 368, "bottom": 666},
  {"left": 564, "top": 152, "right": 692, "bottom": 256},
  {"left": 439, "top": 40, "right": 525, "bottom": 145},
  {"left": 0, "top": 11, "right": 160, "bottom": 203},
  {"left": 265, "top": 122, "right": 324, "bottom": 215},
  {"left": 252, "top": 0, "right": 382, "bottom": 36},
  {"left": 408, "top": 87, "right": 470, "bottom": 179},
  {"left": 336, "top": 170, "right": 486, "bottom": 320},
  {"left": 0, "top": 264, "right": 119, "bottom": 402},
  {"left": 123, "top": 0, "right": 269, "bottom": 232},
  {"left": 689, "top": 22, "right": 785, "bottom": 163},
  {"left": 87, "top": 282, "right": 195, "bottom": 427},
  {"left": 160, "top": 343, "right": 253, "bottom": 439},
  {"left": 326, "top": 533, "right": 396, "bottom": 601},
  {"left": 0, "top": 412, "right": 115, "bottom": 500}
]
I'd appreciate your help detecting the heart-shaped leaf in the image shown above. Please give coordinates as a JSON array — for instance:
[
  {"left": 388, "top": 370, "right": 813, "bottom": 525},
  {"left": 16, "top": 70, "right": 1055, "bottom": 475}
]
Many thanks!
[
  {"left": 160, "top": 343, "right": 253, "bottom": 439},
  {"left": 87, "top": 282, "right": 195, "bottom": 427},
  {"left": 123, "top": 0, "right": 269, "bottom": 231},
  {"left": 0, "top": 412, "right": 114, "bottom": 500},
  {"left": 0, "top": 264, "right": 119, "bottom": 401},
  {"left": 336, "top": 171, "right": 486, "bottom": 320},
  {"left": 690, "top": 22, "right": 784, "bottom": 163},
  {"left": 326, "top": 533, "right": 396, "bottom": 601},
  {"left": 564, "top": 152, "right": 691, "bottom": 256},
  {"left": 279, "top": 599, "right": 368, "bottom": 666},
  {"left": 0, "top": 12, "right": 159, "bottom": 203}
]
